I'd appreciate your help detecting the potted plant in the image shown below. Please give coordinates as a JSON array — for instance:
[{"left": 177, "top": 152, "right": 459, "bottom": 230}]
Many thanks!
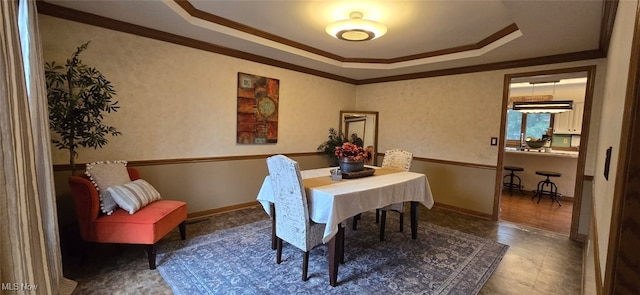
[
  {"left": 317, "top": 128, "right": 347, "bottom": 165},
  {"left": 45, "top": 41, "right": 121, "bottom": 174}
]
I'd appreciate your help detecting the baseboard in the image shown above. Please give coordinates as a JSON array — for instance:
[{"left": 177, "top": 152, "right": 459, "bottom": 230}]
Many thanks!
[
  {"left": 503, "top": 189, "right": 574, "bottom": 202},
  {"left": 433, "top": 202, "right": 493, "bottom": 220},
  {"left": 188, "top": 201, "right": 495, "bottom": 222},
  {"left": 187, "top": 201, "right": 261, "bottom": 220}
]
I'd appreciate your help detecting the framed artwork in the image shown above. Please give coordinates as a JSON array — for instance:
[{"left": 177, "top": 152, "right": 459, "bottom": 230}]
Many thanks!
[{"left": 237, "top": 72, "right": 279, "bottom": 144}]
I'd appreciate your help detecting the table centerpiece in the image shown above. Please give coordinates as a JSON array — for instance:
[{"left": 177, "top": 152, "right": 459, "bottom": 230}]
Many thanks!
[{"left": 335, "top": 142, "right": 372, "bottom": 173}]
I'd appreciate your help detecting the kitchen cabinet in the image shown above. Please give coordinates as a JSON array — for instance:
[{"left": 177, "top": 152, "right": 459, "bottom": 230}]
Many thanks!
[
  {"left": 554, "top": 111, "right": 571, "bottom": 133},
  {"left": 554, "top": 102, "right": 583, "bottom": 134}
]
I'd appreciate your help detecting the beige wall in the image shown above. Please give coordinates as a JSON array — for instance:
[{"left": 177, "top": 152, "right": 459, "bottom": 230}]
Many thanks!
[
  {"left": 411, "top": 162, "right": 496, "bottom": 215},
  {"left": 356, "top": 72, "right": 504, "bottom": 166},
  {"left": 53, "top": 154, "right": 333, "bottom": 227},
  {"left": 355, "top": 71, "right": 532, "bottom": 216},
  {"left": 354, "top": 60, "right": 605, "bottom": 215},
  {"left": 42, "top": 14, "right": 609, "bottom": 225},
  {"left": 590, "top": 0, "right": 638, "bottom": 284},
  {"left": 39, "top": 15, "right": 356, "bottom": 164}
]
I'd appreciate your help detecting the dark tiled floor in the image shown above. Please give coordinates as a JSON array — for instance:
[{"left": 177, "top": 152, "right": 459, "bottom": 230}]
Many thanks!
[{"left": 62, "top": 205, "right": 583, "bottom": 294}]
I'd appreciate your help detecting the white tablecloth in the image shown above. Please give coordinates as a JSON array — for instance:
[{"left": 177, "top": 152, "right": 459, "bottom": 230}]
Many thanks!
[{"left": 256, "top": 167, "right": 435, "bottom": 243}]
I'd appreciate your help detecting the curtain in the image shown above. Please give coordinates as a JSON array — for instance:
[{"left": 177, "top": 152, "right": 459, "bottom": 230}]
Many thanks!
[{"left": 0, "top": 0, "right": 75, "bottom": 293}]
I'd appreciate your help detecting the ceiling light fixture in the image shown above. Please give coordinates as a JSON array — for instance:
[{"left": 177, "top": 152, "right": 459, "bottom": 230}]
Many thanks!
[{"left": 325, "top": 11, "right": 387, "bottom": 41}]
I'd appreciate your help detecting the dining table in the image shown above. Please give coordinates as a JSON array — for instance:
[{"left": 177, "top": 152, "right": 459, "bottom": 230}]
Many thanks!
[{"left": 256, "top": 166, "right": 435, "bottom": 286}]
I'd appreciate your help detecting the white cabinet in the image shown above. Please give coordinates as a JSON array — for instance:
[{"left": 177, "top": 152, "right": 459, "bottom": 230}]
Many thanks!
[
  {"left": 554, "top": 102, "right": 583, "bottom": 134},
  {"left": 570, "top": 102, "right": 584, "bottom": 133},
  {"left": 554, "top": 111, "right": 572, "bottom": 133}
]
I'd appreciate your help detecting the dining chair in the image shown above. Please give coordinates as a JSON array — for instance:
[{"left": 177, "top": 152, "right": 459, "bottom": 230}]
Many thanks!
[
  {"left": 266, "top": 154, "right": 326, "bottom": 281},
  {"left": 378, "top": 149, "right": 413, "bottom": 241}
]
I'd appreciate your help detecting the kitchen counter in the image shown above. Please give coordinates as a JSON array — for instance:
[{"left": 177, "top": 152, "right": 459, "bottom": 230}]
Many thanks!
[
  {"left": 504, "top": 148, "right": 579, "bottom": 197},
  {"left": 505, "top": 148, "right": 579, "bottom": 159}
]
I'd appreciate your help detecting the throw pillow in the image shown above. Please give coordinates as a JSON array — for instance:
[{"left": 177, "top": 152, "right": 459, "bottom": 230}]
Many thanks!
[
  {"left": 106, "top": 179, "right": 162, "bottom": 214},
  {"left": 85, "top": 160, "right": 130, "bottom": 215}
]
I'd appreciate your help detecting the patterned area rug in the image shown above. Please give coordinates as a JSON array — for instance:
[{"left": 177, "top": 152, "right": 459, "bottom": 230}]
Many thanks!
[{"left": 157, "top": 213, "right": 508, "bottom": 294}]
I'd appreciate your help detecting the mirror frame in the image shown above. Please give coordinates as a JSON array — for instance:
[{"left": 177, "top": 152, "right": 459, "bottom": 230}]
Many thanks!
[{"left": 339, "top": 110, "right": 379, "bottom": 166}]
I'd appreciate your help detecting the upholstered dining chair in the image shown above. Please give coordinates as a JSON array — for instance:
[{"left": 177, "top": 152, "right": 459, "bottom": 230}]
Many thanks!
[
  {"left": 266, "top": 155, "right": 326, "bottom": 281},
  {"left": 378, "top": 149, "right": 413, "bottom": 241}
]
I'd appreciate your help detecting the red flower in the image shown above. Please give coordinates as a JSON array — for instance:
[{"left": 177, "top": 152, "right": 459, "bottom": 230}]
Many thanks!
[{"left": 335, "top": 142, "right": 371, "bottom": 161}]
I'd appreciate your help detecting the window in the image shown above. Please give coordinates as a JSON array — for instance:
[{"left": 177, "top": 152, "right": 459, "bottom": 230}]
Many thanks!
[
  {"left": 18, "top": 0, "right": 31, "bottom": 97},
  {"left": 506, "top": 109, "right": 553, "bottom": 145}
]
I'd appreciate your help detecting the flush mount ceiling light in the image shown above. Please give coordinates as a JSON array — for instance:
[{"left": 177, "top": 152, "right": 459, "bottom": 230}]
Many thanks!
[
  {"left": 513, "top": 100, "right": 574, "bottom": 113},
  {"left": 325, "top": 11, "right": 387, "bottom": 41}
]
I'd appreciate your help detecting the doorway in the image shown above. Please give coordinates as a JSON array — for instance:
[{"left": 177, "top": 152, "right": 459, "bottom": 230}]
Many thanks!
[{"left": 496, "top": 66, "right": 596, "bottom": 240}]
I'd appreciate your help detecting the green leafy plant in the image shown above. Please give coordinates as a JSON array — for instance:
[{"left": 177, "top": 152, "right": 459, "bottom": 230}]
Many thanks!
[
  {"left": 317, "top": 128, "right": 347, "bottom": 164},
  {"left": 45, "top": 41, "right": 121, "bottom": 174}
]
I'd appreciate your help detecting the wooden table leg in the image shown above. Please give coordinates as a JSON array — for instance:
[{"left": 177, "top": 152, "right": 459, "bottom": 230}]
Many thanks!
[
  {"left": 328, "top": 225, "right": 344, "bottom": 287},
  {"left": 270, "top": 203, "right": 276, "bottom": 250},
  {"left": 410, "top": 201, "right": 418, "bottom": 239}
]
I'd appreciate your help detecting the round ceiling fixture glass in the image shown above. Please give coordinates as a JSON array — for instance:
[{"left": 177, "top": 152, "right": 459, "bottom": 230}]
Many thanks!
[{"left": 325, "top": 11, "right": 387, "bottom": 42}]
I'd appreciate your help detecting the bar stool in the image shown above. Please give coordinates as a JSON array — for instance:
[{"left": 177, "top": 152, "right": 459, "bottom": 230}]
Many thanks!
[
  {"left": 503, "top": 166, "right": 525, "bottom": 195},
  {"left": 533, "top": 171, "right": 562, "bottom": 206}
]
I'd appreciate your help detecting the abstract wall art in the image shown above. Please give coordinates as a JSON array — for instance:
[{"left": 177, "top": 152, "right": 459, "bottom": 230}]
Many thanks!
[{"left": 237, "top": 72, "right": 279, "bottom": 144}]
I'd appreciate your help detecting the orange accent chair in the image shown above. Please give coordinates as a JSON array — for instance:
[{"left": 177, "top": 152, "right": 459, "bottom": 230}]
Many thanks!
[{"left": 68, "top": 167, "right": 187, "bottom": 269}]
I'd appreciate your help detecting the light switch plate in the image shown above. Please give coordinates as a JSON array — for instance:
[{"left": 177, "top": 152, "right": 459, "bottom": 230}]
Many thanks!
[{"left": 490, "top": 137, "right": 498, "bottom": 146}]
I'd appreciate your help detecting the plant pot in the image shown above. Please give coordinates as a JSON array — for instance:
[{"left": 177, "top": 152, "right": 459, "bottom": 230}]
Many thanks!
[{"left": 339, "top": 157, "right": 365, "bottom": 173}]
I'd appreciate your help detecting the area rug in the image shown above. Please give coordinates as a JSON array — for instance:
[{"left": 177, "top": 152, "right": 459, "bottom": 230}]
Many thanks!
[{"left": 157, "top": 214, "right": 508, "bottom": 294}]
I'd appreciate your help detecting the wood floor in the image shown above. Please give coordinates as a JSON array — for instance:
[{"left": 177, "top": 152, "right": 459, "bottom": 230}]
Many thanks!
[{"left": 500, "top": 189, "right": 573, "bottom": 235}]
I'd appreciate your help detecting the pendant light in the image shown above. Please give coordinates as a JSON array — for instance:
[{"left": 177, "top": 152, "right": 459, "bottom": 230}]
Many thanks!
[{"left": 513, "top": 82, "right": 573, "bottom": 113}]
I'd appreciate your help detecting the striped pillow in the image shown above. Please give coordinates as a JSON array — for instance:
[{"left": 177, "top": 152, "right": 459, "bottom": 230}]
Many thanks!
[{"left": 106, "top": 179, "right": 162, "bottom": 214}]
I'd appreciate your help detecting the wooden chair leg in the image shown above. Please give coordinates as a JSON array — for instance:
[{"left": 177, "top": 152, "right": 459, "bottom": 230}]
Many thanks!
[
  {"left": 376, "top": 209, "right": 380, "bottom": 223},
  {"left": 276, "top": 238, "right": 283, "bottom": 264},
  {"left": 380, "top": 210, "right": 387, "bottom": 241},
  {"left": 352, "top": 213, "right": 361, "bottom": 230},
  {"left": 179, "top": 221, "right": 187, "bottom": 240},
  {"left": 302, "top": 251, "right": 309, "bottom": 281},
  {"left": 146, "top": 244, "right": 157, "bottom": 269},
  {"left": 270, "top": 204, "right": 277, "bottom": 250},
  {"left": 339, "top": 225, "right": 345, "bottom": 264},
  {"left": 399, "top": 212, "right": 404, "bottom": 232}
]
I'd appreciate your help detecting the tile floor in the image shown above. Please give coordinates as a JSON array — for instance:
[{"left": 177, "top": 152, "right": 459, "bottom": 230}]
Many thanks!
[{"left": 420, "top": 206, "right": 583, "bottom": 295}]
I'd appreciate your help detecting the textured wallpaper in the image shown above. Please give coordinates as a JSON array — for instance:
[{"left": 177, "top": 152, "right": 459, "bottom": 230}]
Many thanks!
[
  {"left": 590, "top": 0, "right": 637, "bottom": 282},
  {"left": 356, "top": 72, "right": 505, "bottom": 166},
  {"left": 39, "top": 15, "right": 605, "bottom": 171},
  {"left": 356, "top": 62, "right": 605, "bottom": 167},
  {"left": 39, "top": 15, "right": 356, "bottom": 164}
]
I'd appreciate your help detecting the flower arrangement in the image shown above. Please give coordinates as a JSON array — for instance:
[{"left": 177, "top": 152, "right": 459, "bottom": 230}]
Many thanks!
[
  {"left": 318, "top": 128, "right": 373, "bottom": 165},
  {"left": 335, "top": 142, "right": 371, "bottom": 162}
]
